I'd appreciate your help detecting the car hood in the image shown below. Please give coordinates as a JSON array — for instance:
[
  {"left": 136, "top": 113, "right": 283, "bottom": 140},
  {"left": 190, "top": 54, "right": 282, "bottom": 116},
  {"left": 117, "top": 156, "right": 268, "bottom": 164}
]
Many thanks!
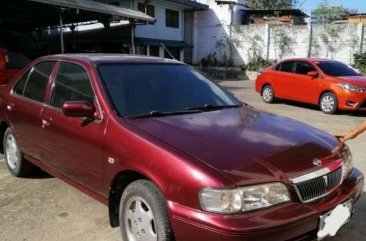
[
  {"left": 334, "top": 75, "right": 366, "bottom": 85},
  {"left": 129, "top": 106, "right": 340, "bottom": 186}
]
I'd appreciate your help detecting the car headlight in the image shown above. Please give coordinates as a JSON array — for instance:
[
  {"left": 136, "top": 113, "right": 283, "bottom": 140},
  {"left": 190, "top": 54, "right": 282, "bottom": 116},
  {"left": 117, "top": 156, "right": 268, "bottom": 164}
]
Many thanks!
[
  {"left": 199, "top": 182, "right": 290, "bottom": 214},
  {"left": 341, "top": 144, "right": 353, "bottom": 178},
  {"left": 337, "top": 83, "right": 366, "bottom": 93}
]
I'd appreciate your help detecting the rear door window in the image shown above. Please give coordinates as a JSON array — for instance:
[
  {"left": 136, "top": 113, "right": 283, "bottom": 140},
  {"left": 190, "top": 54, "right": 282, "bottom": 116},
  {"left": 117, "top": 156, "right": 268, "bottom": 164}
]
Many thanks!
[
  {"left": 278, "top": 61, "right": 294, "bottom": 73},
  {"left": 22, "top": 61, "right": 56, "bottom": 102},
  {"left": 50, "top": 62, "right": 94, "bottom": 108},
  {"left": 294, "top": 61, "right": 316, "bottom": 75}
]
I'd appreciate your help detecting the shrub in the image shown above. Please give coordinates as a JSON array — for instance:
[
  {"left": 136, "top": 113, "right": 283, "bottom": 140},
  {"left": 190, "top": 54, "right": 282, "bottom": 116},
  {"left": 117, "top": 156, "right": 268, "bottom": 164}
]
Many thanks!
[
  {"left": 353, "top": 52, "right": 366, "bottom": 74},
  {"left": 242, "top": 57, "right": 274, "bottom": 72}
]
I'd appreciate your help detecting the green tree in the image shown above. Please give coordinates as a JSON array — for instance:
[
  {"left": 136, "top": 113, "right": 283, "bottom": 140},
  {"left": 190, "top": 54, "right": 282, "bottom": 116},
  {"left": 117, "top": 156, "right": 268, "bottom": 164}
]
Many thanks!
[
  {"left": 312, "top": 1, "right": 356, "bottom": 23},
  {"left": 246, "top": 0, "right": 293, "bottom": 9}
]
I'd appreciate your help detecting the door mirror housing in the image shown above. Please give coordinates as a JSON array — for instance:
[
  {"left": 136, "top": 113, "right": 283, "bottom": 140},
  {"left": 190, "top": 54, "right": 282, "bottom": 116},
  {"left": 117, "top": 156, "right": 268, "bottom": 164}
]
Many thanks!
[
  {"left": 62, "top": 101, "right": 95, "bottom": 118},
  {"left": 307, "top": 71, "right": 319, "bottom": 79}
]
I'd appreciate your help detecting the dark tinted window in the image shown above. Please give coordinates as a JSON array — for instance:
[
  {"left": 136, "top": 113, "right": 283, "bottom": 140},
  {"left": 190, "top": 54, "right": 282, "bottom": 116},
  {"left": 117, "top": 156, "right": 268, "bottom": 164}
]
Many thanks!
[
  {"left": 50, "top": 62, "right": 94, "bottom": 108},
  {"left": 98, "top": 64, "right": 240, "bottom": 117},
  {"left": 278, "top": 62, "right": 294, "bottom": 73},
  {"left": 166, "top": 9, "right": 179, "bottom": 28},
  {"left": 5, "top": 52, "right": 31, "bottom": 69},
  {"left": 138, "top": 3, "right": 155, "bottom": 17},
  {"left": 13, "top": 70, "right": 30, "bottom": 95},
  {"left": 23, "top": 61, "right": 56, "bottom": 102},
  {"left": 164, "top": 47, "right": 180, "bottom": 60},
  {"left": 316, "top": 61, "right": 362, "bottom": 76},
  {"left": 294, "top": 61, "right": 316, "bottom": 75}
]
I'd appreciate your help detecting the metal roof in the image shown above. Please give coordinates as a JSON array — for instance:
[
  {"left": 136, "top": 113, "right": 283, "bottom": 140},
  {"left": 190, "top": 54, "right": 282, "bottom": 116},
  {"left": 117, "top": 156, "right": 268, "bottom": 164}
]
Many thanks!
[
  {"left": 241, "top": 9, "right": 309, "bottom": 18},
  {"left": 166, "top": 0, "right": 208, "bottom": 10},
  {"left": 29, "top": 0, "right": 155, "bottom": 22},
  {"left": 0, "top": 0, "right": 155, "bottom": 30}
]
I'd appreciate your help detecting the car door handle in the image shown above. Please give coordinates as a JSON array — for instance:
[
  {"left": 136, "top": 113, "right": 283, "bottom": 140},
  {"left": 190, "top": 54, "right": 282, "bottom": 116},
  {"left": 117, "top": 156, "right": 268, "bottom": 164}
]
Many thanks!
[
  {"left": 41, "top": 117, "right": 53, "bottom": 128},
  {"left": 41, "top": 119, "right": 50, "bottom": 128},
  {"left": 6, "top": 103, "right": 14, "bottom": 111}
]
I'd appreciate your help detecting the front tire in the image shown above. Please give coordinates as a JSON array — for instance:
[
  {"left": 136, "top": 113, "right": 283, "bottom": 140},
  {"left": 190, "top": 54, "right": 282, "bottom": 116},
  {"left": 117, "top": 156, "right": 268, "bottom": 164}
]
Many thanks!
[
  {"left": 320, "top": 92, "right": 338, "bottom": 114},
  {"left": 3, "top": 128, "right": 34, "bottom": 177},
  {"left": 262, "top": 85, "right": 275, "bottom": 103},
  {"left": 119, "top": 180, "right": 174, "bottom": 241}
]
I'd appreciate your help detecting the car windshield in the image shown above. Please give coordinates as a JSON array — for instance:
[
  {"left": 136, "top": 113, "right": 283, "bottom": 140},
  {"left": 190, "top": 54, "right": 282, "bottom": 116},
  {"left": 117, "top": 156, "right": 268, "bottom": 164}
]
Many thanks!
[
  {"left": 316, "top": 61, "right": 362, "bottom": 77},
  {"left": 98, "top": 64, "right": 241, "bottom": 118}
]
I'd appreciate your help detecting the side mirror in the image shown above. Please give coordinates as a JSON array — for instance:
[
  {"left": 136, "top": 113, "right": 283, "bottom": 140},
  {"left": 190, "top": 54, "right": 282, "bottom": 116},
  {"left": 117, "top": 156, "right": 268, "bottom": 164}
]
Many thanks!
[
  {"left": 62, "top": 101, "right": 95, "bottom": 118},
  {"left": 307, "top": 71, "right": 319, "bottom": 79}
]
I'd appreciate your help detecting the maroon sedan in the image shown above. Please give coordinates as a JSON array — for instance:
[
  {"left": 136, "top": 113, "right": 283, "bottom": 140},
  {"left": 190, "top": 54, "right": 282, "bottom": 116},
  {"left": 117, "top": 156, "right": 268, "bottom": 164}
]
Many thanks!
[{"left": 0, "top": 54, "right": 363, "bottom": 241}]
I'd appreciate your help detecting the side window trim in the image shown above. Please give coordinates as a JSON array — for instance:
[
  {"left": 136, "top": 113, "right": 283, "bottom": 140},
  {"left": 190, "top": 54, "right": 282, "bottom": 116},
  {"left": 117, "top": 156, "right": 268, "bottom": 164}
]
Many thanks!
[
  {"left": 294, "top": 61, "right": 316, "bottom": 75},
  {"left": 47, "top": 60, "right": 103, "bottom": 122},
  {"left": 12, "top": 69, "right": 31, "bottom": 96},
  {"left": 278, "top": 61, "right": 295, "bottom": 73},
  {"left": 11, "top": 61, "right": 57, "bottom": 104}
]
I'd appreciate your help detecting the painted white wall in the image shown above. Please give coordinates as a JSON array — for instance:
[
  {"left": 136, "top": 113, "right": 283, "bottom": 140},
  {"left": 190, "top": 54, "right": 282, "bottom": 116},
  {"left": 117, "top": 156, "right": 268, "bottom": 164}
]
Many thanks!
[
  {"left": 193, "top": 0, "right": 248, "bottom": 63},
  {"left": 193, "top": 23, "right": 366, "bottom": 66},
  {"left": 135, "top": 0, "right": 185, "bottom": 41}
]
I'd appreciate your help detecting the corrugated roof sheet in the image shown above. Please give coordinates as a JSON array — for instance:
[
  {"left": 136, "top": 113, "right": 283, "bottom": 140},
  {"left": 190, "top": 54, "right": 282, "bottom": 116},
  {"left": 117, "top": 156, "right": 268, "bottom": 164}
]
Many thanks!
[{"left": 28, "top": 0, "right": 155, "bottom": 22}]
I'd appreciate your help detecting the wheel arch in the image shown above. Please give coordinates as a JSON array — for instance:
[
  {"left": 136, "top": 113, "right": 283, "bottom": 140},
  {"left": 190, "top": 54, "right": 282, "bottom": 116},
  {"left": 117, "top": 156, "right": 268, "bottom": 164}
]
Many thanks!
[
  {"left": 261, "top": 83, "right": 272, "bottom": 95},
  {"left": 0, "top": 121, "right": 10, "bottom": 154},
  {"left": 108, "top": 169, "right": 150, "bottom": 228},
  {"left": 318, "top": 90, "right": 337, "bottom": 105}
]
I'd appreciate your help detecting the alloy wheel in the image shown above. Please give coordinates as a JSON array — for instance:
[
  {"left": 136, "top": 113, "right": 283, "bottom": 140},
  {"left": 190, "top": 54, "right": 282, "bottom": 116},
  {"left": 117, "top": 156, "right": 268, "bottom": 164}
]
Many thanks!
[
  {"left": 125, "top": 196, "right": 157, "bottom": 241},
  {"left": 321, "top": 95, "right": 335, "bottom": 113},
  {"left": 263, "top": 87, "right": 273, "bottom": 102},
  {"left": 5, "top": 134, "right": 20, "bottom": 170}
]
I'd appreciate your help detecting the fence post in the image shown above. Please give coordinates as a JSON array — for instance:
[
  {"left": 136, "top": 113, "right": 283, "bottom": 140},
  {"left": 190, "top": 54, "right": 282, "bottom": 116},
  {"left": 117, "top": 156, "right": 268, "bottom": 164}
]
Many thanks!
[
  {"left": 265, "top": 24, "right": 270, "bottom": 60},
  {"left": 360, "top": 23, "right": 365, "bottom": 54},
  {"left": 308, "top": 24, "right": 313, "bottom": 57}
]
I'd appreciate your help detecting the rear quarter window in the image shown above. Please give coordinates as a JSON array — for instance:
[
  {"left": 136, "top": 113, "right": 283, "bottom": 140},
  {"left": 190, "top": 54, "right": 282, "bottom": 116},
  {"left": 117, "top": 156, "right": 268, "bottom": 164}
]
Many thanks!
[
  {"left": 20, "top": 61, "right": 56, "bottom": 102},
  {"left": 278, "top": 62, "right": 294, "bottom": 73}
]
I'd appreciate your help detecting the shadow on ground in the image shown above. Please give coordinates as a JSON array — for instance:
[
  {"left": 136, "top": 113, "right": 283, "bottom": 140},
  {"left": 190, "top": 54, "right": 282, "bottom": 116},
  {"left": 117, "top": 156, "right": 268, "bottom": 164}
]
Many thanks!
[
  {"left": 274, "top": 99, "right": 366, "bottom": 117},
  {"left": 25, "top": 166, "right": 54, "bottom": 179}
]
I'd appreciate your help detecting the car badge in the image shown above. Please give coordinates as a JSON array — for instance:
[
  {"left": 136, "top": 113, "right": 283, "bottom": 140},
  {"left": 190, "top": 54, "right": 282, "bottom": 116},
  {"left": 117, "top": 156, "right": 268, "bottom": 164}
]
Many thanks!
[{"left": 313, "top": 158, "right": 322, "bottom": 167}]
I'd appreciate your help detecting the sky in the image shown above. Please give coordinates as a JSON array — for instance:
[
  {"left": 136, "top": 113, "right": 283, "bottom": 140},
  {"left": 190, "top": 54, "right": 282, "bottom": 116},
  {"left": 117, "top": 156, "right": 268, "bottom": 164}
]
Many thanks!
[{"left": 300, "top": 0, "right": 366, "bottom": 14}]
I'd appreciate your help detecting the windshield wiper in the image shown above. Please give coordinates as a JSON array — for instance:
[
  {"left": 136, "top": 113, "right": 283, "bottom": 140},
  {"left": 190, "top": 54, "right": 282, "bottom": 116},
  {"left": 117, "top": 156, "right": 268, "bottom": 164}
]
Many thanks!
[
  {"left": 128, "top": 110, "right": 202, "bottom": 119},
  {"left": 186, "top": 104, "right": 241, "bottom": 111}
]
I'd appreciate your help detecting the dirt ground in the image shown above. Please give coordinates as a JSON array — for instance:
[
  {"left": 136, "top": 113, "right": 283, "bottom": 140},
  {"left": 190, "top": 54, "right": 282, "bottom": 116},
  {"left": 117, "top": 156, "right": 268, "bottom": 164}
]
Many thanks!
[{"left": 0, "top": 79, "right": 365, "bottom": 241}]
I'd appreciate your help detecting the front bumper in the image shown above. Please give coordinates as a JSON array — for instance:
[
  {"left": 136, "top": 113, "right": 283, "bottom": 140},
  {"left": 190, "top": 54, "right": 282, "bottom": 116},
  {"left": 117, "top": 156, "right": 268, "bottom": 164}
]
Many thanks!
[
  {"left": 337, "top": 91, "right": 366, "bottom": 111},
  {"left": 169, "top": 168, "right": 364, "bottom": 241}
]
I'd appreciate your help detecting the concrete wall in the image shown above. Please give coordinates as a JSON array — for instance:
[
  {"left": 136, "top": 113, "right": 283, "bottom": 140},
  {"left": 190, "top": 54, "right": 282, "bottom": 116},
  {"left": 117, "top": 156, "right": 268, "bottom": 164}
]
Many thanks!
[{"left": 193, "top": 23, "right": 366, "bottom": 66}]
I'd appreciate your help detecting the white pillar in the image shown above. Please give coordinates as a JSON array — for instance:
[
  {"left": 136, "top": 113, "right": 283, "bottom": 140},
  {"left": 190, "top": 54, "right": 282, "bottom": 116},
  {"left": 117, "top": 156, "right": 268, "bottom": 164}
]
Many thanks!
[
  {"left": 180, "top": 49, "right": 184, "bottom": 62},
  {"left": 159, "top": 46, "right": 164, "bottom": 58},
  {"left": 147, "top": 45, "right": 150, "bottom": 56}
]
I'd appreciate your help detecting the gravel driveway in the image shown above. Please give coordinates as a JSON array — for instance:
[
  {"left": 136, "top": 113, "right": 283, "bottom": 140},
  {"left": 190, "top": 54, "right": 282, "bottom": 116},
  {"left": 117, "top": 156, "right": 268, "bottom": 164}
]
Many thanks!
[{"left": 0, "top": 79, "right": 365, "bottom": 241}]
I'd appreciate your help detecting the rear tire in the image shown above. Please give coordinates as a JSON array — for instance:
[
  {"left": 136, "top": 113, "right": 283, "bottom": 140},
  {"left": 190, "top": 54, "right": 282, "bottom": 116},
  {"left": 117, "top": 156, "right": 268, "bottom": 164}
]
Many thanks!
[
  {"left": 262, "top": 85, "right": 275, "bottom": 103},
  {"left": 119, "top": 180, "right": 174, "bottom": 241},
  {"left": 320, "top": 92, "right": 338, "bottom": 114},
  {"left": 3, "top": 128, "right": 34, "bottom": 177}
]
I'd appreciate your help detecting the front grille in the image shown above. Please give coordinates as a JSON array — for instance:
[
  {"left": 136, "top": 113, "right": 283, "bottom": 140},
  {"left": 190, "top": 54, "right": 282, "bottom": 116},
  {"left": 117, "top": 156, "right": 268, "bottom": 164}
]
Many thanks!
[{"left": 294, "top": 167, "right": 342, "bottom": 203}]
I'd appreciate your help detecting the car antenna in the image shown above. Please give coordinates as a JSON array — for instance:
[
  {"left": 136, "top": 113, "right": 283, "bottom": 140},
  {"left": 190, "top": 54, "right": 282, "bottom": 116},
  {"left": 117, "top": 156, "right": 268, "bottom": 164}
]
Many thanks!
[{"left": 160, "top": 42, "right": 176, "bottom": 60}]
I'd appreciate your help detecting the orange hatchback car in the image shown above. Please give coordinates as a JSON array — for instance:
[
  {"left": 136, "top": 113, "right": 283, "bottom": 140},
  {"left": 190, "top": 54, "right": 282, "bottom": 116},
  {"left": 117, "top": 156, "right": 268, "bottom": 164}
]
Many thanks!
[{"left": 255, "top": 58, "right": 366, "bottom": 114}]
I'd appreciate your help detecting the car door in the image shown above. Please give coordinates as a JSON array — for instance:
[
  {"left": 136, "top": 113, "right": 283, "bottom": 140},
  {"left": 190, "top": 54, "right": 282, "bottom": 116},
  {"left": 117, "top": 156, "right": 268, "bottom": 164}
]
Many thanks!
[
  {"left": 39, "top": 61, "right": 106, "bottom": 194},
  {"left": 271, "top": 61, "right": 295, "bottom": 99},
  {"left": 292, "top": 61, "right": 321, "bottom": 104},
  {"left": 5, "top": 61, "right": 56, "bottom": 161}
]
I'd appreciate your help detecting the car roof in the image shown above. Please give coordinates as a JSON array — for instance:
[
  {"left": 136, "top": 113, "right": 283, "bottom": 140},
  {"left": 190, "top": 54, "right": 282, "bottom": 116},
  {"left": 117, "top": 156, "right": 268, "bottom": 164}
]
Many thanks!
[
  {"left": 37, "top": 54, "right": 184, "bottom": 65},
  {"left": 278, "top": 57, "right": 339, "bottom": 63}
]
